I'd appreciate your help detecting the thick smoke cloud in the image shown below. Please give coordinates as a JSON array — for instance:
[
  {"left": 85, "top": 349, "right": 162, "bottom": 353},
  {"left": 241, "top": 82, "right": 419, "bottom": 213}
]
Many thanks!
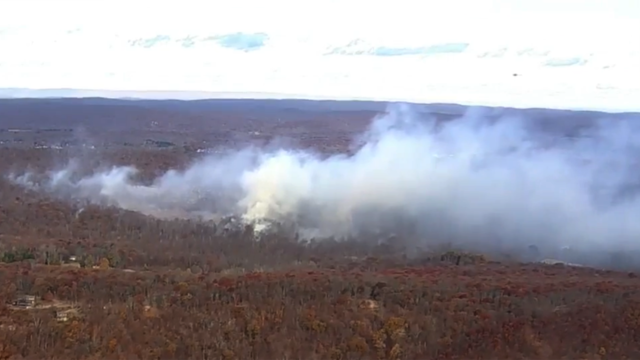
[{"left": 8, "top": 104, "right": 640, "bottom": 267}]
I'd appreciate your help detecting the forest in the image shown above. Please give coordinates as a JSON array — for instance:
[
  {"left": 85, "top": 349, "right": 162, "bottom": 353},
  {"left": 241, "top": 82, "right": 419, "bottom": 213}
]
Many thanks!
[{"left": 1, "top": 99, "right": 639, "bottom": 359}]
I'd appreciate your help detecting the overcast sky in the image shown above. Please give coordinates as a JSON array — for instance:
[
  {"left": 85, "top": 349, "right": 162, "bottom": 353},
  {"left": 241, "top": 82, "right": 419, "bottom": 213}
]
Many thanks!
[
  {"left": 1, "top": 0, "right": 638, "bottom": 110},
  {"left": 2, "top": 0, "right": 637, "bottom": 43}
]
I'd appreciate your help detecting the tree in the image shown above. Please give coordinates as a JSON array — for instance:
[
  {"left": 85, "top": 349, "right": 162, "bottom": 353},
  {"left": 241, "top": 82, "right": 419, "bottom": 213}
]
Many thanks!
[{"left": 99, "top": 258, "right": 110, "bottom": 270}]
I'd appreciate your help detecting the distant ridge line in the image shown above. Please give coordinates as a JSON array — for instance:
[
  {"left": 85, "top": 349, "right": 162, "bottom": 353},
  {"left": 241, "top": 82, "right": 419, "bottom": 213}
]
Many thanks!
[{"left": 0, "top": 88, "right": 638, "bottom": 115}]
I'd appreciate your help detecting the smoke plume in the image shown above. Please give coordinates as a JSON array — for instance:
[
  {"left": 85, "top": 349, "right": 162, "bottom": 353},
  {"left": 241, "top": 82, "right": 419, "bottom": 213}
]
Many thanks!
[{"left": 8, "top": 104, "right": 640, "bottom": 267}]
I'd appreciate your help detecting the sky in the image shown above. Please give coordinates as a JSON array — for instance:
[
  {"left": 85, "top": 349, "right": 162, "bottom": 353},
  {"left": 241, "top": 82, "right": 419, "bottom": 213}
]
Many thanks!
[{"left": 0, "top": 0, "right": 639, "bottom": 110}]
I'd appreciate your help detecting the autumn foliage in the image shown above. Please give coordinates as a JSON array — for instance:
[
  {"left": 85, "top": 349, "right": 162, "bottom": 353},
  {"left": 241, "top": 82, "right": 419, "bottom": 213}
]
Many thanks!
[
  {"left": 0, "top": 128, "right": 639, "bottom": 359},
  {"left": 1, "top": 259, "right": 640, "bottom": 359}
]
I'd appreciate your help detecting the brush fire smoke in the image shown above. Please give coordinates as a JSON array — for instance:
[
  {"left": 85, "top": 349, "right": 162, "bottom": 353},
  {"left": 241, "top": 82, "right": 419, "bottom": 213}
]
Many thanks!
[{"left": 8, "top": 104, "right": 640, "bottom": 268}]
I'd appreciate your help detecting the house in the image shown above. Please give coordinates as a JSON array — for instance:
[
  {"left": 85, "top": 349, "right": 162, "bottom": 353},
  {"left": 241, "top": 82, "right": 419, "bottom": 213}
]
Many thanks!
[
  {"left": 13, "top": 295, "right": 36, "bottom": 309},
  {"left": 55, "top": 308, "right": 79, "bottom": 322},
  {"left": 359, "top": 299, "right": 379, "bottom": 311}
]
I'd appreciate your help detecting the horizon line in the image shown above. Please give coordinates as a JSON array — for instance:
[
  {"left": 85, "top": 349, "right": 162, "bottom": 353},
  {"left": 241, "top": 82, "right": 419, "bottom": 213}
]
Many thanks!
[{"left": 0, "top": 87, "right": 638, "bottom": 114}]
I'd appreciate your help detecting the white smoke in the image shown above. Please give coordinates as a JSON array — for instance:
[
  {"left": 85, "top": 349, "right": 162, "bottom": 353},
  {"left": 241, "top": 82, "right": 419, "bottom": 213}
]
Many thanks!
[{"left": 8, "top": 103, "right": 640, "bottom": 266}]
